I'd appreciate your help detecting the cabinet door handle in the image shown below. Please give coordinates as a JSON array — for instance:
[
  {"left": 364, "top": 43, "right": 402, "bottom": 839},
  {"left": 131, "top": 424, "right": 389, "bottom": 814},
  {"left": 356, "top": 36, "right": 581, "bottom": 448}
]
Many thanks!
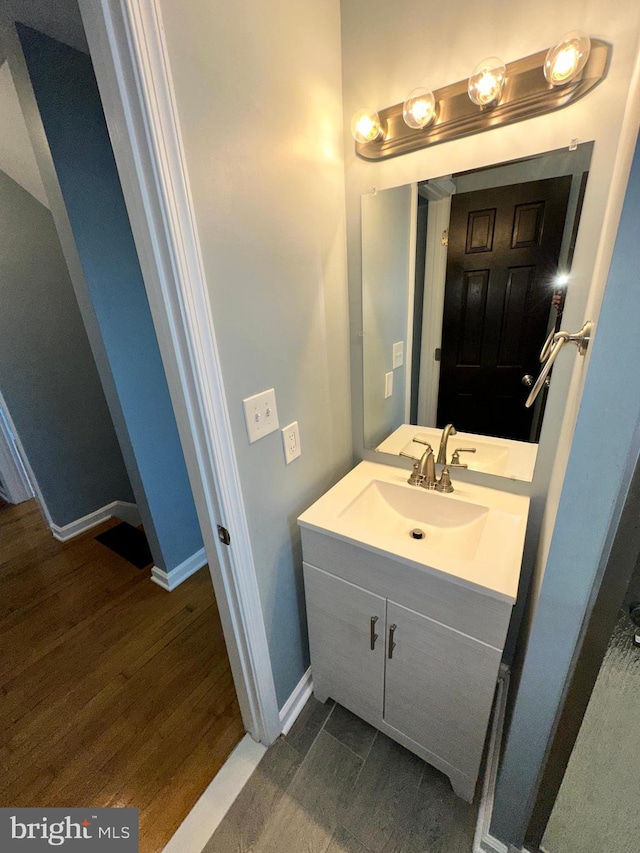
[
  {"left": 388, "top": 623, "right": 397, "bottom": 659},
  {"left": 370, "top": 615, "right": 379, "bottom": 650}
]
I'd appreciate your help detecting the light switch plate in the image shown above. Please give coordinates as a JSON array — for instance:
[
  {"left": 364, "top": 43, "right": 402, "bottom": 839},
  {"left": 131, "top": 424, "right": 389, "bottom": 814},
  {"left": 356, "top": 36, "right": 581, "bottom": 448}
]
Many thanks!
[
  {"left": 243, "top": 388, "right": 279, "bottom": 443},
  {"left": 392, "top": 341, "right": 404, "bottom": 369},
  {"left": 384, "top": 372, "right": 393, "bottom": 398},
  {"left": 282, "top": 421, "right": 301, "bottom": 464}
]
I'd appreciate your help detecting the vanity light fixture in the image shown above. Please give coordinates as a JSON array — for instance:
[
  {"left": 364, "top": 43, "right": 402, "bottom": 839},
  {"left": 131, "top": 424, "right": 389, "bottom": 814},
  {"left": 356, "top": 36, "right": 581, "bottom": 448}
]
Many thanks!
[
  {"left": 544, "top": 31, "right": 591, "bottom": 86},
  {"left": 350, "top": 107, "right": 384, "bottom": 144},
  {"left": 467, "top": 57, "right": 506, "bottom": 107},
  {"left": 402, "top": 87, "right": 436, "bottom": 128},
  {"left": 353, "top": 34, "right": 609, "bottom": 161}
]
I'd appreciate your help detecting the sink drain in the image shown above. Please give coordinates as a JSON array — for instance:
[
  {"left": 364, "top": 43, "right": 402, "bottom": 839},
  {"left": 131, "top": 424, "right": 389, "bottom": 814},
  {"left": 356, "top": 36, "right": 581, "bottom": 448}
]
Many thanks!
[{"left": 410, "top": 528, "right": 425, "bottom": 540}]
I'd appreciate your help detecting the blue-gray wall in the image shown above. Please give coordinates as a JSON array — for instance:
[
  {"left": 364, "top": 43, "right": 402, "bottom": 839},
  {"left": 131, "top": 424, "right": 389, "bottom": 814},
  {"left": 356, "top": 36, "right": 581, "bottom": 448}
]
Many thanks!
[
  {"left": 17, "top": 25, "right": 203, "bottom": 571},
  {"left": 491, "top": 131, "right": 640, "bottom": 847},
  {"left": 362, "top": 185, "right": 412, "bottom": 448},
  {"left": 156, "top": 0, "right": 352, "bottom": 707},
  {"left": 0, "top": 167, "right": 134, "bottom": 525}
]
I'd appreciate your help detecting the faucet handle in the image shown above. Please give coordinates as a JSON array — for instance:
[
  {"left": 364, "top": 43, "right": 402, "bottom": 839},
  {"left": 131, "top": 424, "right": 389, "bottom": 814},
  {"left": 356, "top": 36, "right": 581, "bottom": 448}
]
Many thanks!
[
  {"left": 435, "top": 466, "right": 454, "bottom": 493},
  {"left": 400, "top": 451, "right": 425, "bottom": 485},
  {"left": 451, "top": 447, "right": 476, "bottom": 467},
  {"left": 412, "top": 436, "right": 433, "bottom": 449}
]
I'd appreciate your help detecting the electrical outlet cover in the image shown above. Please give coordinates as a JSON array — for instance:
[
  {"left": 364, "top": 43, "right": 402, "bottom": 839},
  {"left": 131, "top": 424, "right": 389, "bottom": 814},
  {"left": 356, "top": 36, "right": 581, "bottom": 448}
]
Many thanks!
[
  {"left": 243, "top": 388, "right": 279, "bottom": 443},
  {"left": 282, "top": 421, "right": 301, "bottom": 464},
  {"left": 384, "top": 372, "right": 393, "bottom": 398}
]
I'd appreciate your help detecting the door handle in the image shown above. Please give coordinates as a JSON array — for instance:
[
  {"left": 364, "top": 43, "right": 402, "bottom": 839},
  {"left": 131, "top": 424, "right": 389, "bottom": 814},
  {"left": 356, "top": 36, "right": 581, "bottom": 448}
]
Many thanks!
[
  {"left": 370, "top": 616, "right": 379, "bottom": 650},
  {"left": 522, "top": 374, "right": 550, "bottom": 388},
  {"left": 525, "top": 321, "right": 592, "bottom": 408},
  {"left": 388, "top": 623, "right": 397, "bottom": 659}
]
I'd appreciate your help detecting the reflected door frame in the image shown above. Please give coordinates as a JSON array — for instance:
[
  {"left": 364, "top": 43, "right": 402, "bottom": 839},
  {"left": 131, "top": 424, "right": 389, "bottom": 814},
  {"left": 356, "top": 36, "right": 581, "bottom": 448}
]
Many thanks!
[{"left": 418, "top": 194, "right": 451, "bottom": 426}]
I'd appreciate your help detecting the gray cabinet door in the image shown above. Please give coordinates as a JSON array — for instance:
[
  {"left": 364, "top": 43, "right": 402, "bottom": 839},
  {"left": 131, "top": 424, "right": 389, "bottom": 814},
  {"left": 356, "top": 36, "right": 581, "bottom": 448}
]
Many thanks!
[
  {"left": 384, "top": 600, "right": 501, "bottom": 780},
  {"left": 304, "top": 563, "right": 385, "bottom": 723}
]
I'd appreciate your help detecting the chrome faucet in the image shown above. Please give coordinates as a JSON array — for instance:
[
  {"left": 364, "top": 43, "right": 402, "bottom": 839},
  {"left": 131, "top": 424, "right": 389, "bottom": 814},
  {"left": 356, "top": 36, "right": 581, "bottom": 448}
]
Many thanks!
[
  {"left": 437, "top": 423, "right": 457, "bottom": 465},
  {"left": 400, "top": 439, "right": 437, "bottom": 489},
  {"left": 417, "top": 446, "right": 437, "bottom": 489},
  {"left": 401, "top": 430, "right": 475, "bottom": 494}
]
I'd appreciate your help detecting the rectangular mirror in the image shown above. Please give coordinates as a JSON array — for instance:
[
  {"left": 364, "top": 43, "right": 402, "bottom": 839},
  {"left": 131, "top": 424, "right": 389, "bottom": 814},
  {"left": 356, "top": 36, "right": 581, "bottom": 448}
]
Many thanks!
[{"left": 361, "top": 142, "right": 593, "bottom": 482}]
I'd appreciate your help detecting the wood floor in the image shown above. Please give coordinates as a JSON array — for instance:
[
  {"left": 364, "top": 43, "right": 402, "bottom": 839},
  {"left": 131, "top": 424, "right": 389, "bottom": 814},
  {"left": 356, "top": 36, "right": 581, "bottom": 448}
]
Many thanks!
[{"left": 0, "top": 498, "right": 244, "bottom": 853}]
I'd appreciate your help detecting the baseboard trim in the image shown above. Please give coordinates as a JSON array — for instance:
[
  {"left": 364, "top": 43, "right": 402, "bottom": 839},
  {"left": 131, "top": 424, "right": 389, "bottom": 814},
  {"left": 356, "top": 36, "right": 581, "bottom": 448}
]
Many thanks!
[
  {"left": 161, "top": 733, "right": 266, "bottom": 853},
  {"left": 50, "top": 500, "right": 140, "bottom": 542},
  {"left": 150, "top": 547, "right": 208, "bottom": 591},
  {"left": 279, "top": 667, "right": 313, "bottom": 735},
  {"left": 474, "top": 664, "right": 511, "bottom": 853},
  {"left": 479, "top": 833, "right": 509, "bottom": 853}
]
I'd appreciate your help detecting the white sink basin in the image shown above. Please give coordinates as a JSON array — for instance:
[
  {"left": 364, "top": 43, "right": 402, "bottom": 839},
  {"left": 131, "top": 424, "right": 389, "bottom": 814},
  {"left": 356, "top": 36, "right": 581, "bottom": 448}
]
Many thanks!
[
  {"left": 340, "top": 480, "right": 489, "bottom": 562},
  {"left": 299, "top": 461, "right": 530, "bottom": 602}
]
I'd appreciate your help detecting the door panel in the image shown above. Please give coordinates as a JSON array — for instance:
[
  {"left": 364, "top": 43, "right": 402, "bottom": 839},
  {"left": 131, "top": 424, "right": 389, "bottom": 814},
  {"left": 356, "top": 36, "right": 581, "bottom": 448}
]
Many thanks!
[
  {"left": 304, "top": 563, "right": 385, "bottom": 722},
  {"left": 383, "top": 601, "right": 501, "bottom": 779},
  {"left": 438, "top": 176, "right": 571, "bottom": 440},
  {"left": 458, "top": 270, "right": 489, "bottom": 364}
]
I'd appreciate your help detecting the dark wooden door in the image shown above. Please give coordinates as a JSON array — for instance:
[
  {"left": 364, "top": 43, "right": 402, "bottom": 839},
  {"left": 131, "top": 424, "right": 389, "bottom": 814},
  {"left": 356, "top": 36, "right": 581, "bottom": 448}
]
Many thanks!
[{"left": 437, "top": 176, "right": 571, "bottom": 441}]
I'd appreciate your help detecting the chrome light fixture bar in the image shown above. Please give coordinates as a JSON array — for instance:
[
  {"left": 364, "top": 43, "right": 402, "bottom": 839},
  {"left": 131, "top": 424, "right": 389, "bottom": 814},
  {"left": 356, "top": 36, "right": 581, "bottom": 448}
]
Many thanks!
[{"left": 355, "top": 38, "right": 609, "bottom": 161}]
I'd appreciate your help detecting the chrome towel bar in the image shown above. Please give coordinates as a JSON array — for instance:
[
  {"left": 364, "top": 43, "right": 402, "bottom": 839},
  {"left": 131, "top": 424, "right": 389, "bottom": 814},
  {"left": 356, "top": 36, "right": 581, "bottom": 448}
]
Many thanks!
[{"left": 525, "top": 321, "right": 593, "bottom": 408}]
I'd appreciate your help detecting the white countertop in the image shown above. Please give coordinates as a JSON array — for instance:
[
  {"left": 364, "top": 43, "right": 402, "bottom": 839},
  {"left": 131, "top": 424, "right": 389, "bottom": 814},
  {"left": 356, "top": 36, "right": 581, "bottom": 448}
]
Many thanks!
[
  {"left": 298, "top": 461, "right": 530, "bottom": 603},
  {"left": 376, "top": 424, "right": 538, "bottom": 482}
]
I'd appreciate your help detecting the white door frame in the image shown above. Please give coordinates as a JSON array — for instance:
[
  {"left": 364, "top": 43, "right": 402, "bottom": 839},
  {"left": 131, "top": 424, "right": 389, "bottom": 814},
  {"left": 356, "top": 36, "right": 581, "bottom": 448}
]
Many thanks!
[
  {"left": 418, "top": 195, "right": 451, "bottom": 427},
  {"left": 404, "top": 184, "right": 418, "bottom": 424},
  {"left": 80, "top": 0, "right": 281, "bottom": 745},
  {"left": 0, "top": 389, "right": 35, "bottom": 505}
]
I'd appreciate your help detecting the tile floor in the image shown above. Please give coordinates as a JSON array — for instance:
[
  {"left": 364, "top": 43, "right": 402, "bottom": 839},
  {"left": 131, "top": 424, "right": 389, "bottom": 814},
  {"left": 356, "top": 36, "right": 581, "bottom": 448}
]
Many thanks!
[{"left": 204, "top": 697, "right": 478, "bottom": 853}]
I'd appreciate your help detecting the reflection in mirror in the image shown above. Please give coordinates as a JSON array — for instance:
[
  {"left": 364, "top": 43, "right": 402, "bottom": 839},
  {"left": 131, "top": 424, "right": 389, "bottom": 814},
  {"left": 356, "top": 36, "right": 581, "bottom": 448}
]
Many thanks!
[{"left": 361, "top": 143, "right": 593, "bottom": 480}]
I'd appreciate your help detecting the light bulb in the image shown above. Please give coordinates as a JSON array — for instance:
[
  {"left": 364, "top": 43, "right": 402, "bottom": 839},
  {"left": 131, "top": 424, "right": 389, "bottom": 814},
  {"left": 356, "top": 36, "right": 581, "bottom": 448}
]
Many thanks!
[
  {"left": 402, "top": 88, "right": 436, "bottom": 129},
  {"left": 351, "top": 108, "right": 384, "bottom": 144},
  {"left": 468, "top": 57, "right": 506, "bottom": 107},
  {"left": 544, "top": 32, "right": 591, "bottom": 86}
]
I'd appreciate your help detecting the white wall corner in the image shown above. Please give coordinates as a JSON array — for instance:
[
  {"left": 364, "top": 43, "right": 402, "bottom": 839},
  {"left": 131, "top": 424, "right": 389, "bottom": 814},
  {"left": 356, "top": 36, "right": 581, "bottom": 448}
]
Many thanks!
[
  {"left": 111, "top": 500, "right": 141, "bottom": 527},
  {"left": 150, "top": 547, "right": 208, "bottom": 591},
  {"left": 0, "top": 389, "right": 39, "bottom": 509},
  {"left": 279, "top": 668, "right": 313, "bottom": 735}
]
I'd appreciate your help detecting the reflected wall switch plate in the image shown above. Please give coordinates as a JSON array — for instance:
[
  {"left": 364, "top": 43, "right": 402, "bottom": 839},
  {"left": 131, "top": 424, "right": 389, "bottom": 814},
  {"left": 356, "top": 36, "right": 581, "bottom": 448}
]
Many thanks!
[
  {"left": 392, "top": 341, "right": 404, "bottom": 368},
  {"left": 282, "top": 421, "right": 301, "bottom": 464},
  {"left": 243, "top": 388, "right": 279, "bottom": 443},
  {"left": 385, "top": 372, "right": 393, "bottom": 398}
]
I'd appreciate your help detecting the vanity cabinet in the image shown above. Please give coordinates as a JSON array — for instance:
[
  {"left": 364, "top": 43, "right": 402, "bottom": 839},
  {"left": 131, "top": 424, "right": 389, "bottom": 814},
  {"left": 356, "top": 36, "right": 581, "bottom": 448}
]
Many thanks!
[
  {"left": 302, "top": 528, "right": 513, "bottom": 803},
  {"left": 383, "top": 600, "right": 501, "bottom": 783},
  {"left": 303, "top": 565, "right": 386, "bottom": 723}
]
